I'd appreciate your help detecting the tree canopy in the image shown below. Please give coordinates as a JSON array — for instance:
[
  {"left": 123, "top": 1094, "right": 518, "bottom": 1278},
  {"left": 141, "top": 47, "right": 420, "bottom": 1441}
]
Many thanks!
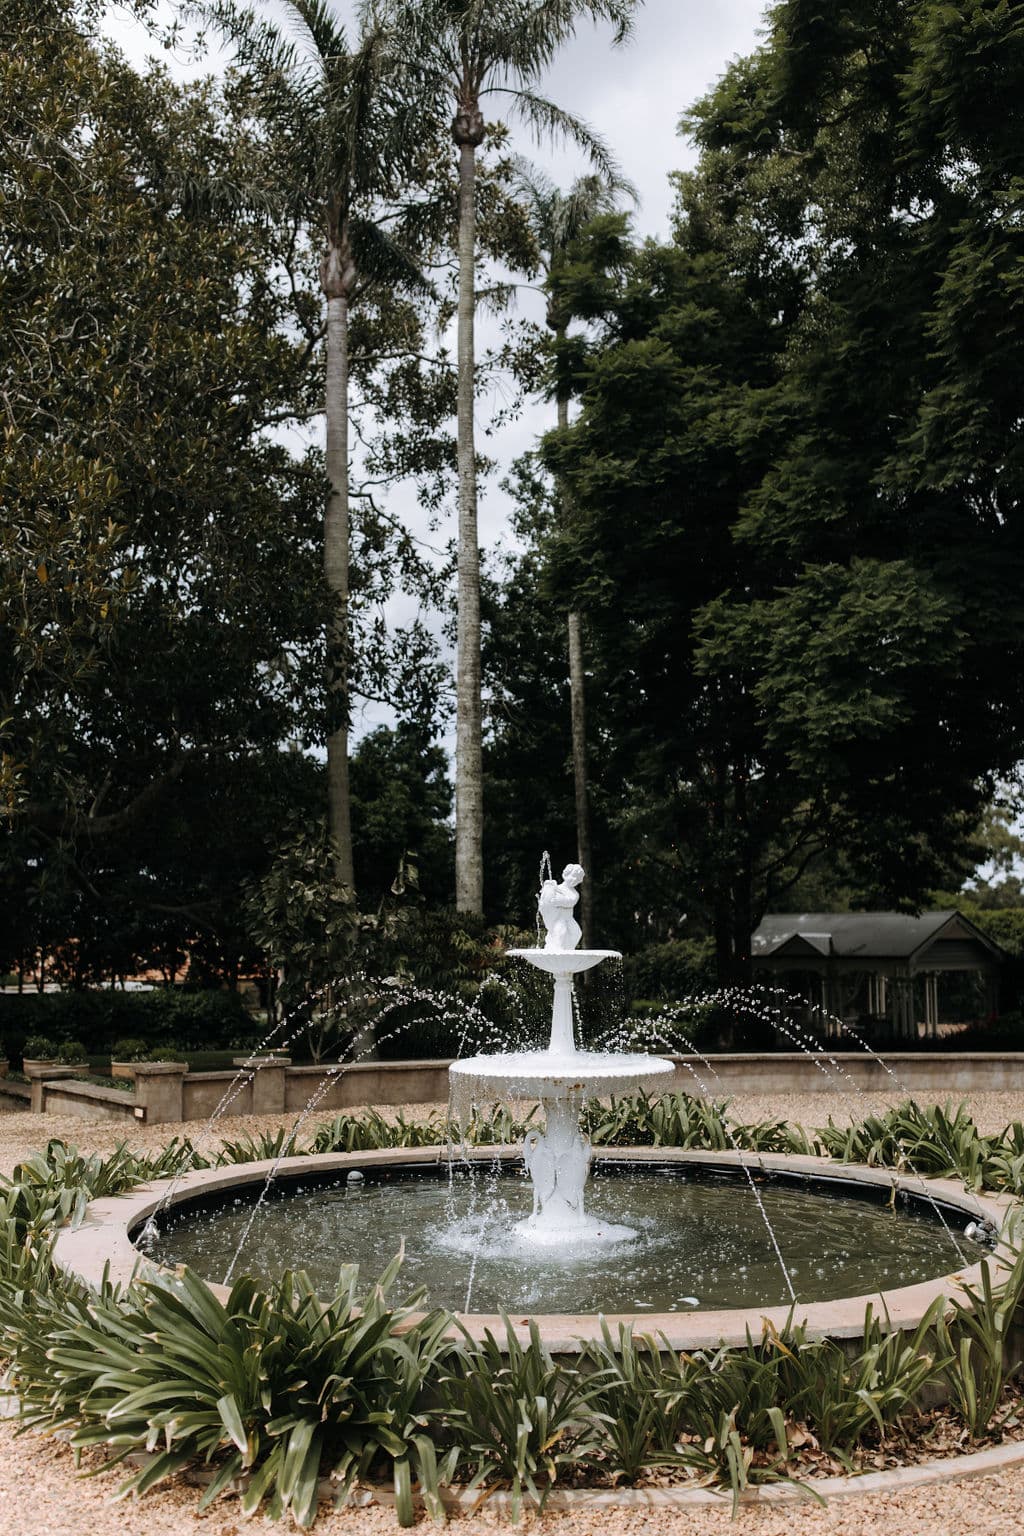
[
  {"left": 5, "top": 0, "right": 1024, "bottom": 1006},
  {"left": 487, "top": 0, "right": 1024, "bottom": 979}
]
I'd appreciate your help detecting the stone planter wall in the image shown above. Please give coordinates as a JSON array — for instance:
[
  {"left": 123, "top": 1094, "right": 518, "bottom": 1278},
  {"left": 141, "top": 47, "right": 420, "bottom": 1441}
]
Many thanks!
[
  {"left": 19, "top": 1051, "right": 1024, "bottom": 1126},
  {"left": 281, "top": 1059, "right": 452, "bottom": 1114},
  {"left": 41, "top": 1080, "right": 139, "bottom": 1123},
  {"left": 663, "top": 1051, "right": 1024, "bottom": 1096},
  {"left": 181, "top": 1056, "right": 290, "bottom": 1120},
  {"left": 24, "top": 1062, "right": 81, "bottom": 1113}
]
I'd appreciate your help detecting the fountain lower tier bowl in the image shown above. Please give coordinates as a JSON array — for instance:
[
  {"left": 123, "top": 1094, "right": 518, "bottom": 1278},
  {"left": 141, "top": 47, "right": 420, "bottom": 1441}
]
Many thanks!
[
  {"left": 449, "top": 1049, "right": 675, "bottom": 1103},
  {"left": 56, "top": 1148, "right": 1015, "bottom": 1357}
]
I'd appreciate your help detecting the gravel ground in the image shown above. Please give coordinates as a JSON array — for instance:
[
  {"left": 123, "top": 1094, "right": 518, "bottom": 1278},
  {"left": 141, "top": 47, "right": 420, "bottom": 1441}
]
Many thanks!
[
  {"left": 2, "top": 1089, "right": 1023, "bottom": 1175},
  {"left": 2, "top": 1088, "right": 1024, "bottom": 1534},
  {"left": 2, "top": 1425, "right": 1024, "bottom": 1536}
]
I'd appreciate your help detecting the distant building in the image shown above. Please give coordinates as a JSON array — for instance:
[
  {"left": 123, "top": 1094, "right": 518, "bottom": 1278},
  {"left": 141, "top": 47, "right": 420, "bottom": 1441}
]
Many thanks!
[{"left": 751, "top": 911, "right": 1005, "bottom": 1039}]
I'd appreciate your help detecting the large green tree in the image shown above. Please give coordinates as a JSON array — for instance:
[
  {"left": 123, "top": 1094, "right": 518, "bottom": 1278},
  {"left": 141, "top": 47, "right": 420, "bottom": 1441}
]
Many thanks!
[
  {"left": 682, "top": 0, "right": 1024, "bottom": 906},
  {"left": 541, "top": 226, "right": 801, "bottom": 975},
  {"left": 386, "top": 0, "right": 639, "bottom": 917},
  {"left": 191, "top": 0, "right": 443, "bottom": 895},
  {"left": 509, "top": 161, "right": 632, "bottom": 943},
  {"left": 2, "top": 0, "right": 460, "bottom": 985},
  {"left": 1, "top": 0, "right": 327, "bottom": 971},
  {"left": 523, "top": 0, "right": 1024, "bottom": 979}
]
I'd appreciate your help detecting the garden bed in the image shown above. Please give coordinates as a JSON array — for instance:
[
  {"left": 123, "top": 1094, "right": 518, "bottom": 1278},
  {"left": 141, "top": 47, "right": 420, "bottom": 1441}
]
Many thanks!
[{"left": 1, "top": 1095, "right": 1023, "bottom": 1528}]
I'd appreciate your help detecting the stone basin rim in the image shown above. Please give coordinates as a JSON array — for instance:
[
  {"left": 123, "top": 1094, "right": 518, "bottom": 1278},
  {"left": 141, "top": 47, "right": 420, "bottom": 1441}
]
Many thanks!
[
  {"left": 52, "top": 1146, "right": 1018, "bottom": 1354},
  {"left": 449, "top": 1050, "right": 676, "bottom": 1095}
]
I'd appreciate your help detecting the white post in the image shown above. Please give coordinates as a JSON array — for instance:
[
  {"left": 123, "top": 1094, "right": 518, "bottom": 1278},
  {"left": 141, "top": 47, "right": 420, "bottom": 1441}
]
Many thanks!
[{"left": 550, "top": 972, "right": 576, "bottom": 1055}]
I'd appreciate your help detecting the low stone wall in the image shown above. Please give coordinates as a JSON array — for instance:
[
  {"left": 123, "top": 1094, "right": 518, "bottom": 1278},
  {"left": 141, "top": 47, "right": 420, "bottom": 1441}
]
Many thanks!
[
  {"left": 39, "top": 1080, "right": 138, "bottom": 1123},
  {"left": 665, "top": 1052, "right": 1024, "bottom": 1096},
  {"left": 282, "top": 1060, "right": 452, "bottom": 1113},
  {"left": 0, "top": 1079, "right": 30, "bottom": 1112},
  {"left": 14, "top": 1051, "right": 1024, "bottom": 1126}
]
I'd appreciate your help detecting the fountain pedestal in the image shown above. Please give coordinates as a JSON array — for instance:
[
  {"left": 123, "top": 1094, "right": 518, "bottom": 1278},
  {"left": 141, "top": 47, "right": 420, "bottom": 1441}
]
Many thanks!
[{"left": 449, "top": 946, "right": 674, "bottom": 1247}]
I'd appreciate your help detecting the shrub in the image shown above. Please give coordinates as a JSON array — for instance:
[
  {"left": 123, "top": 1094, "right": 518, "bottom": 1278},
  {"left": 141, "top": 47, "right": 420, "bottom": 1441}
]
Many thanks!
[
  {"left": 581, "top": 1091, "right": 814, "bottom": 1154},
  {"left": 438, "top": 1320, "right": 607, "bottom": 1518},
  {"left": 0, "top": 990, "right": 252, "bottom": 1059},
  {"left": 146, "top": 1045, "right": 185, "bottom": 1062},
  {"left": 54, "top": 1039, "right": 87, "bottom": 1065},
  {"left": 111, "top": 1037, "right": 150, "bottom": 1061},
  {"left": 621, "top": 938, "right": 716, "bottom": 1003},
  {"left": 21, "top": 1034, "right": 56, "bottom": 1059},
  {"left": 2, "top": 1251, "right": 455, "bottom": 1528}
]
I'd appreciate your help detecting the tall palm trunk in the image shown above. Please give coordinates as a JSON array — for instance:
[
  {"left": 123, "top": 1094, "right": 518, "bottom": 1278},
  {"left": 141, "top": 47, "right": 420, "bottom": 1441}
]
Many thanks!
[
  {"left": 322, "top": 235, "right": 355, "bottom": 892},
  {"left": 453, "top": 104, "right": 485, "bottom": 916},
  {"left": 556, "top": 345, "right": 593, "bottom": 946}
]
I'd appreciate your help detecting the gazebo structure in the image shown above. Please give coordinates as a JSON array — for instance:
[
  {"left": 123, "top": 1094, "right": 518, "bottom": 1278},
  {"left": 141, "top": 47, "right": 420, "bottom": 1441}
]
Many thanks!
[{"left": 751, "top": 911, "right": 1005, "bottom": 1040}]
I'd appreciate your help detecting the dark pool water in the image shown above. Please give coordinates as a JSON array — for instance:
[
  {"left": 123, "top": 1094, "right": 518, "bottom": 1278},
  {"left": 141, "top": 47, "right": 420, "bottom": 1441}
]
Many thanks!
[{"left": 147, "top": 1161, "right": 979, "bottom": 1314}]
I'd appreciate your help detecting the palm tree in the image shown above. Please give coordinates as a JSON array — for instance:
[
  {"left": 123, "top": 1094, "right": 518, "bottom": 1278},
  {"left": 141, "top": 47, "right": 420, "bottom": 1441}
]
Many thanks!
[
  {"left": 193, "top": 1, "right": 428, "bottom": 895},
  {"left": 387, "top": 0, "right": 640, "bottom": 918},
  {"left": 511, "top": 161, "right": 633, "bottom": 945}
]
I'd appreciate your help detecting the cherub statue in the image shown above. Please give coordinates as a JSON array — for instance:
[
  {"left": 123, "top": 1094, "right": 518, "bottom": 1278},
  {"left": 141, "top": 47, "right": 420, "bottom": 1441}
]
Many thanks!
[{"left": 539, "top": 862, "right": 585, "bottom": 952}]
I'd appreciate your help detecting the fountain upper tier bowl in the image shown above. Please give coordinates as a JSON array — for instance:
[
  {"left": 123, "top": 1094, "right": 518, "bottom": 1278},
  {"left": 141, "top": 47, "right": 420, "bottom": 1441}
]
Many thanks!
[
  {"left": 506, "top": 946, "right": 621, "bottom": 976},
  {"left": 455, "top": 944, "right": 674, "bottom": 1103}
]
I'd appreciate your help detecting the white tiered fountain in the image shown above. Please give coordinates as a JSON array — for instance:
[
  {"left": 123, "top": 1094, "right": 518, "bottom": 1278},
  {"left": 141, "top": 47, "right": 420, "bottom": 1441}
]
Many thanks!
[{"left": 449, "top": 862, "right": 674, "bottom": 1246}]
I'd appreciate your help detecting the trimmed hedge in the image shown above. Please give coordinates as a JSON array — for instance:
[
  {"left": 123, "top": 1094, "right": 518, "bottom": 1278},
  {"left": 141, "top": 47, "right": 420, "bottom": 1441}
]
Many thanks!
[{"left": 0, "top": 989, "right": 254, "bottom": 1062}]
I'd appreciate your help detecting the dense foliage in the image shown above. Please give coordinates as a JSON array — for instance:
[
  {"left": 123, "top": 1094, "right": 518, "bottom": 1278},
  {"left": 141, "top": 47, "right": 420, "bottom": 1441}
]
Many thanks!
[
  {"left": 6, "top": 0, "right": 1024, "bottom": 1009},
  {"left": 0, "top": 0, "right": 455, "bottom": 991},
  {"left": 0, "top": 986, "right": 252, "bottom": 1059},
  {"left": 486, "top": 0, "right": 1024, "bottom": 978}
]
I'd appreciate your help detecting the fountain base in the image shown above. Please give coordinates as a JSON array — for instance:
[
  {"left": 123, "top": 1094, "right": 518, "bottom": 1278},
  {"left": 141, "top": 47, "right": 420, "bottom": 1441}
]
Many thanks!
[
  {"left": 451, "top": 1051, "right": 675, "bottom": 1248},
  {"left": 512, "top": 1214, "right": 637, "bottom": 1246}
]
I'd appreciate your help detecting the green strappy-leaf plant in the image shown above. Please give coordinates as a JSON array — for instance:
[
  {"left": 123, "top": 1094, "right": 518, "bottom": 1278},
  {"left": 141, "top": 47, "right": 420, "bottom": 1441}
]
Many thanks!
[{"left": 437, "top": 1318, "right": 609, "bottom": 1518}]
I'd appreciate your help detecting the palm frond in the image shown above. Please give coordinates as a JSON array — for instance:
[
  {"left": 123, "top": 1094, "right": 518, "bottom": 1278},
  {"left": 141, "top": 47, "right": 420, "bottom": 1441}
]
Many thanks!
[
  {"left": 334, "top": 23, "right": 396, "bottom": 192},
  {"left": 476, "top": 279, "right": 516, "bottom": 317},
  {"left": 509, "top": 157, "right": 636, "bottom": 264},
  {"left": 556, "top": 171, "right": 634, "bottom": 243},
  {"left": 485, "top": 0, "right": 639, "bottom": 81},
  {"left": 508, "top": 155, "right": 557, "bottom": 226},
  {"left": 350, "top": 215, "right": 436, "bottom": 298},
  {"left": 491, "top": 87, "right": 621, "bottom": 181},
  {"left": 187, "top": 2, "right": 304, "bottom": 82},
  {"left": 281, "top": 0, "right": 349, "bottom": 73},
  {"left": 187, "top": 2, "right": 320, "bottom": 109}
]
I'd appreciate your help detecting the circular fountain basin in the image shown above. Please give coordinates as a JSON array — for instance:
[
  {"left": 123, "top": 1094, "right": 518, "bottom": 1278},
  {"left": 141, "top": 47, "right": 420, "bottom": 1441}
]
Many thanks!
[
  {"left": 450, "top": 1049, "right": 675, "bottom": 1102},
  {"left": 54, "top": 1147, "right": 1018, "bottom": 1354}
]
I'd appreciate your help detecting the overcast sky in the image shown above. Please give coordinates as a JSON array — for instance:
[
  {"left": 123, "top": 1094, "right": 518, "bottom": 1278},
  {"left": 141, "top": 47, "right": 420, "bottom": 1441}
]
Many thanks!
[{"left": 102, "top": 0, "right": 770, "bottom": 734}]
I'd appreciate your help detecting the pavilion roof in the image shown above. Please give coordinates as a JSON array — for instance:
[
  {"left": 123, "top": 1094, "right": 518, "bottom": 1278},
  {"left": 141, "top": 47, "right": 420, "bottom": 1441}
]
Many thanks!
[{"left": 751, "top": 910, "right": 1005, "bottom": 962}]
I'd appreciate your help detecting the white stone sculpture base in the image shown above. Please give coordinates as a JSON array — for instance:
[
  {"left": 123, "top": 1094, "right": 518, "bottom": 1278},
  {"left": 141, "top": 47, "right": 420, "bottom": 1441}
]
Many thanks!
[
  {"left": 513, "top": 1094, "right": 636, "bottom": 1246},
  {"left": 450, "top": 938, "right": 674, "bottom": 1249}
]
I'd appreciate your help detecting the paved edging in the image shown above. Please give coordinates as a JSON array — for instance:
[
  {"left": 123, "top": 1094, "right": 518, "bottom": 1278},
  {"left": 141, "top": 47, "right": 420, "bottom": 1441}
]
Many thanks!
[
  {"left": 366, "top": 1437, "right": 1024, "bottom": 1508},
  {"left": 178, "top": 1436, "right": 1024, "bottom": 1512},
  {"left": 6, "top": 1389, "right": 1022, "bottom": 1512}
]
